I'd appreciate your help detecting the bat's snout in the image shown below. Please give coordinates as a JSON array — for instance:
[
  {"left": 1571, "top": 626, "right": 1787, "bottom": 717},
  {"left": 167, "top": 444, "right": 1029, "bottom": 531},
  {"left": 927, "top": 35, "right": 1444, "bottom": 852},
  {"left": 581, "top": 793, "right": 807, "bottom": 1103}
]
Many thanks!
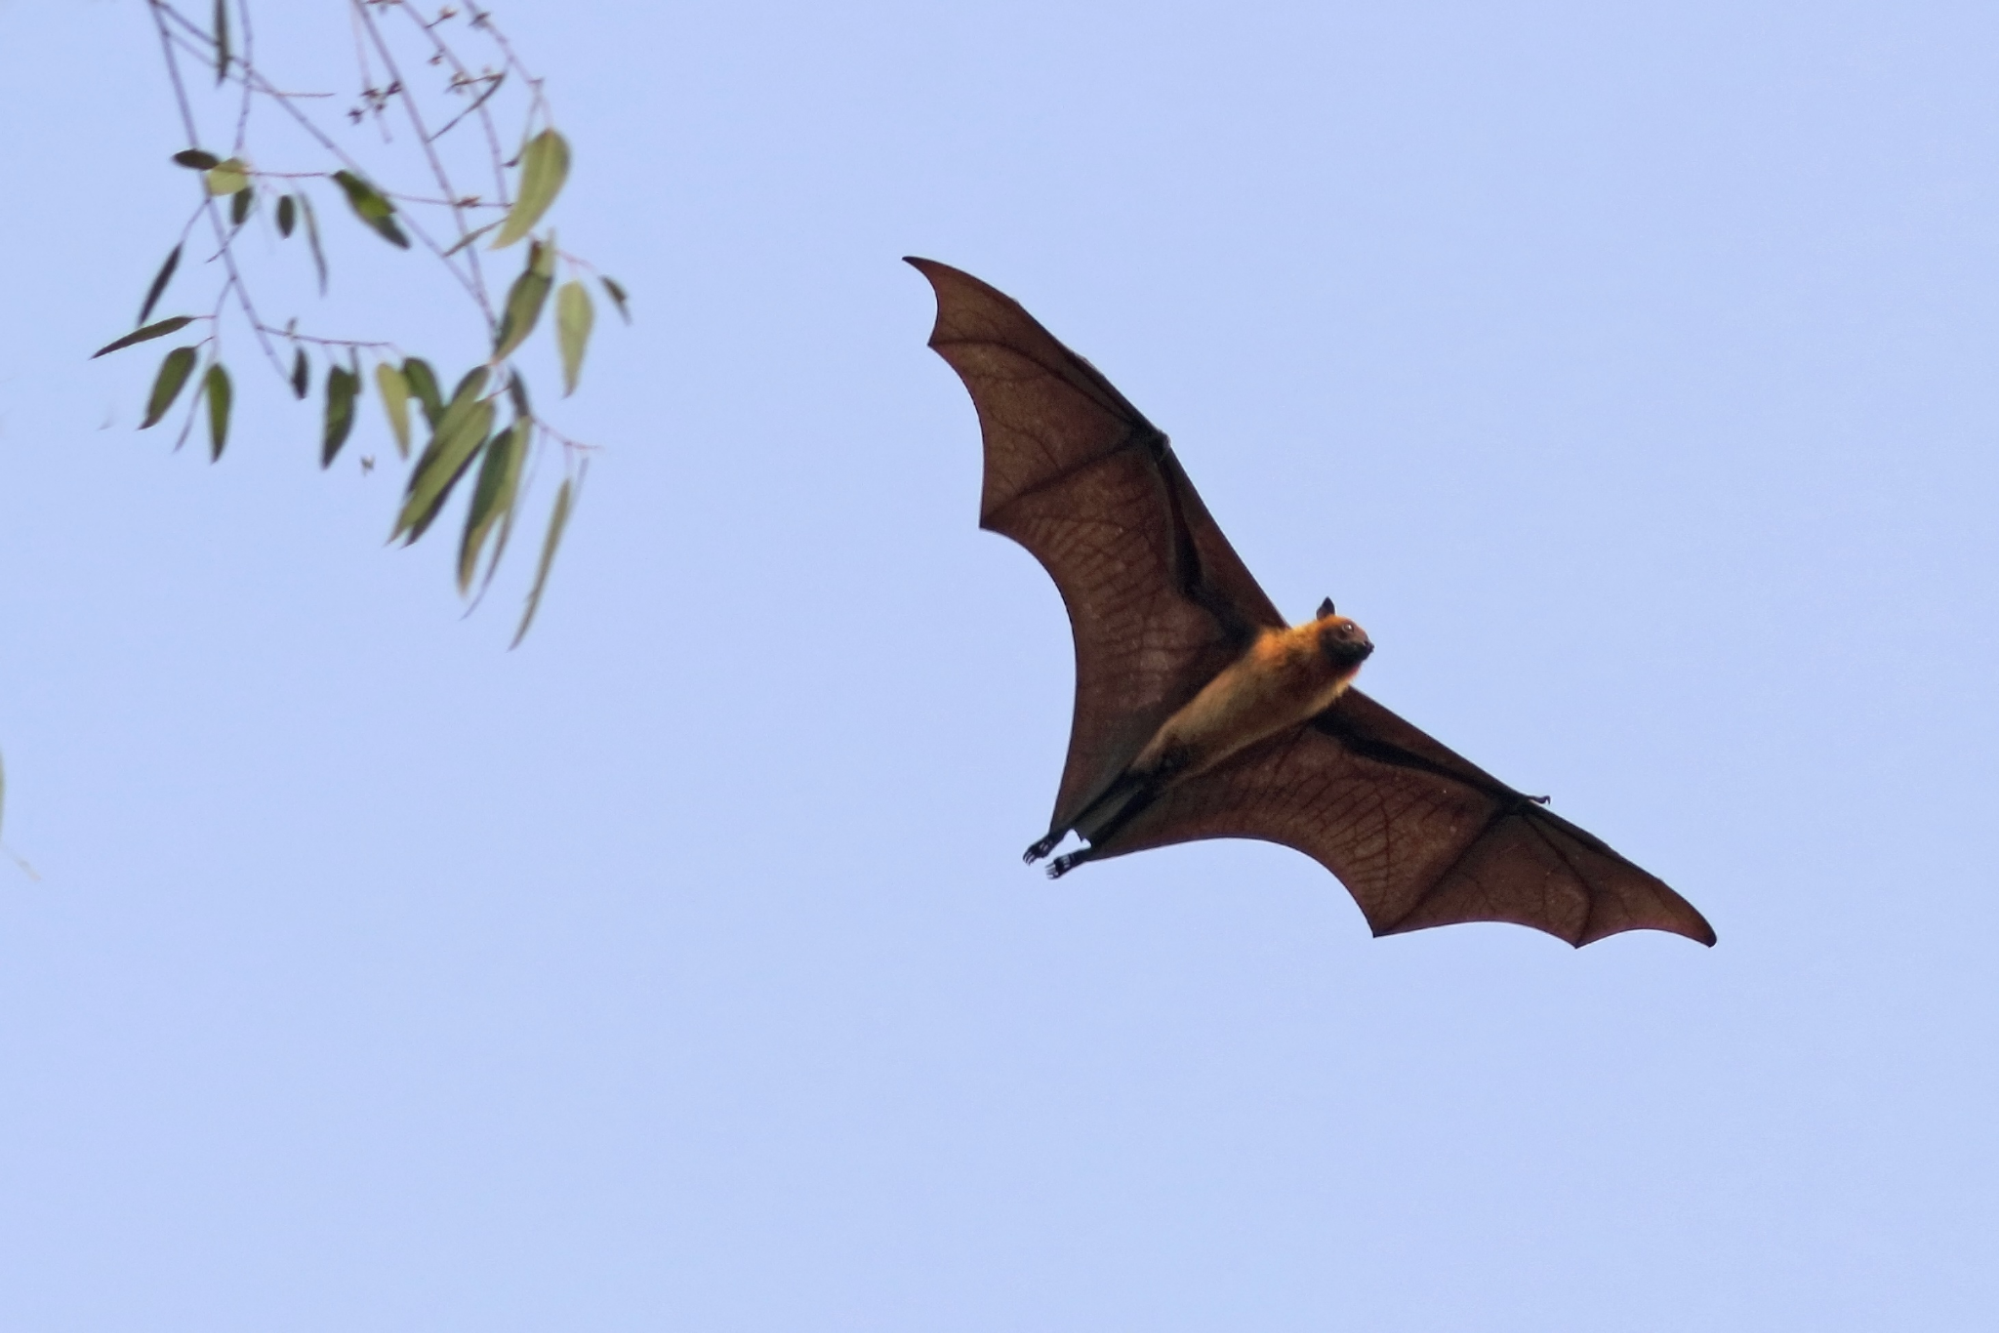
[{"left": 1319, "top": 618, "right": 1374, "bottom": 668}]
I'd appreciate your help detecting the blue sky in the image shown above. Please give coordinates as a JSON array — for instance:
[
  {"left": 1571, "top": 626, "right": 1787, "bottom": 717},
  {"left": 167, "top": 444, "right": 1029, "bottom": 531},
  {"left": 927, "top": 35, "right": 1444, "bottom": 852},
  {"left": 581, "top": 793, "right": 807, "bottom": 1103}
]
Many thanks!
[{"left": 1, "top": 1, "right": 1996, "bottom": 1327}]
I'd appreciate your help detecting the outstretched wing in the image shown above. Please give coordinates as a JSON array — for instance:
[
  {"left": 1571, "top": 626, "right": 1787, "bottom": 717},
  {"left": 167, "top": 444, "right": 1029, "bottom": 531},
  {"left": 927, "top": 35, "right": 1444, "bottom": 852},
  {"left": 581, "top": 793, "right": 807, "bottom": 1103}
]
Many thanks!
[
  {"left": 907, "top": 258, "right": 1287, "bottom": 831},
  {"left": 1102, "top": 688, "right": 1717, "bottom": 947}
]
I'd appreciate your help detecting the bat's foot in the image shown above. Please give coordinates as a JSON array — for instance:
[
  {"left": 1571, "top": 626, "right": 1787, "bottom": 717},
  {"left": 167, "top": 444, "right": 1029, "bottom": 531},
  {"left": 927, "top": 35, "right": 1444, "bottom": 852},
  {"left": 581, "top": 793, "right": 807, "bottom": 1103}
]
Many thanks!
[
  {"left": 1023, "top": 832, "right": 1063, "bottom": 864},
  {"left": 1046, "top": 850, "right": 1091, "bottom": 879}
]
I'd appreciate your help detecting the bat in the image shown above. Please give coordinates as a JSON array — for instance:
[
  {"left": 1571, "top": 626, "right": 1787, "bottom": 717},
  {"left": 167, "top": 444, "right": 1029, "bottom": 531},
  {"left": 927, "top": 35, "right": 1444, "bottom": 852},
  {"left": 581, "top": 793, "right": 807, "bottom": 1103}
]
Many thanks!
[{"left": 907, "top": 257, "right": 1714, "bottom": 948}]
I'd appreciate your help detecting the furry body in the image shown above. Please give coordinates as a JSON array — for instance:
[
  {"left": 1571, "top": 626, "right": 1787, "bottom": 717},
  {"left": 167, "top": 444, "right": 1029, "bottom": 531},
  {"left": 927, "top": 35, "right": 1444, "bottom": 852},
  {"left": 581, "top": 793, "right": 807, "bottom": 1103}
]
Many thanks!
[{"left": 1051, "top": 608, "right": 1373, "bottom": 869}]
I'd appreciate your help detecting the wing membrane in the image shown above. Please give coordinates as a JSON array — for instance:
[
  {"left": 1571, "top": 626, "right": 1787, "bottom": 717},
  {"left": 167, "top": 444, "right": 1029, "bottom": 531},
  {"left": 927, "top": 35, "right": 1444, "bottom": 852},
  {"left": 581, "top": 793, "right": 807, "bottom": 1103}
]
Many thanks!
[
  {"left": 1102, "top": 688, "right": 1716, "bottom": 946},
  {"left": 909, "top": 258, "right": 1284, "bottom": 828}
]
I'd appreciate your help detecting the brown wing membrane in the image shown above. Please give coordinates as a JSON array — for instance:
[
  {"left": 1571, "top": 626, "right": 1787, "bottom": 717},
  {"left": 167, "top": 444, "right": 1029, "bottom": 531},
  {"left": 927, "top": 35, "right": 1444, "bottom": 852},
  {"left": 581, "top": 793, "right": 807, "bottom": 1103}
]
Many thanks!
[
  {"left": 907, "top": 258, "right": 1287, "bottom": 831},
  {"left": 1102, "top": 688, "right": 1716, "bottom": 947}
]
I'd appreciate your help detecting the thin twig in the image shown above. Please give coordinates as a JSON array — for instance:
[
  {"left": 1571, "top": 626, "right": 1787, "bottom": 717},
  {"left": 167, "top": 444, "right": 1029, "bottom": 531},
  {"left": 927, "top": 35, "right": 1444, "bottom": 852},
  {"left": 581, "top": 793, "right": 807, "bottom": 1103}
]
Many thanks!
[
  {"left": 350, "top": 0, "right": 493, "bottom": 323},
  {"left": 149, "top": 1, "right": 286, "bottom": 380}
]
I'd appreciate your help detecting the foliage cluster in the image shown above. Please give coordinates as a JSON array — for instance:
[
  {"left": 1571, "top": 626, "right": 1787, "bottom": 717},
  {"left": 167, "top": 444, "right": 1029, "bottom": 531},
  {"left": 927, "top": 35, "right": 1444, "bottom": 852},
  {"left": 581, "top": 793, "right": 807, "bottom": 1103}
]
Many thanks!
[{"left": 96, "top": 0, "right": 628, "bottom": 644}]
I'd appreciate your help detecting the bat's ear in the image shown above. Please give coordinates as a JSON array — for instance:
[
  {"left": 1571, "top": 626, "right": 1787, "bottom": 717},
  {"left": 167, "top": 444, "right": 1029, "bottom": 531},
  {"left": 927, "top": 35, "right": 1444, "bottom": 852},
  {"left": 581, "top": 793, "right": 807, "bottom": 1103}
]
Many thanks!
[{"left": 1317, "top": 597, "right": 1336, "bottom": 620}]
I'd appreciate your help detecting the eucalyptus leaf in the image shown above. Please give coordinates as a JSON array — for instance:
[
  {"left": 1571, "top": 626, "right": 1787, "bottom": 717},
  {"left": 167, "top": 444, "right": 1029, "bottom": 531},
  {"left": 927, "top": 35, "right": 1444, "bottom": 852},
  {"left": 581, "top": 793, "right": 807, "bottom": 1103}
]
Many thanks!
[
  {"left": 173, "top": 149, "right": 219, "bottom": 170},
  {"left": 138, "top": 245, "right": 181, "bottom": 328},
  {"left": 491, "top": 128, "right": 569, "bottom": 249},
  {"left": 375, "top": 362, "right": 411, "bottom": 458},
  {"left": 204, "top": 361, "right": 231, "bottom": 460},
  {"left": 331, "top": 170, "right": 409, "bottom": 249},
  {"left": 444, "top": 221, "right": 500, "bottom": 256},
  {"left": 511, "top": 474, "right": 576, "bottom": 647},
  {"left": 600, "top": 275, "right": 631, "bottom": 324},
  {"left": 92, "top": 316, "right": 194, "bottom": 359},
  {"left": 396, "top": 368, "right": 492, "bottom": 538},
  {"left": 555, "top": 280, "right": 593, "bottom": 395},
  {"left": 322, "top": 366, "right": 360, "bottom": 467},
  {"left": 457, "top": 419, "right": 526, "bottom": 594},
  {"left": 276, "top": 194, "right": 296, "bottom": 238},
  {"left": 206, "top": 158, "right": 249, "bottom": 196},
  {"left": 397, "top": 397, "right": 494, "bottom": 544},
  {"left": 229, "top": 186, "right": 253, "bottom": 227},
  {"left": 141, "top": 346, "right": 199, "bottom": 429},
  {"left": 402, "top": 358, "right": 444, "bottom": 427},
  {"left": 290, "top": 346, "right": 309, "bottom": 399},
  {"left": 492, "top": 244, "right": 553, "bottom": 362},
  {"left": 213, "top": 0, "right": 230, "bottom": 83},
  {"left": 300, "top": 191, "right": 327, "bottom": 293}
]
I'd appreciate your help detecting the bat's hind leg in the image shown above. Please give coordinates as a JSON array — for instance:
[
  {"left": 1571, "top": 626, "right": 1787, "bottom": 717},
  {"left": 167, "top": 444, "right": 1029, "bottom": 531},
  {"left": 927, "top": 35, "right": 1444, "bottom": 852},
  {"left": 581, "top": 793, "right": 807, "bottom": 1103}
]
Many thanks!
[
  {"left": 1039, "top": 764, "right": 1179, "bottom": 880},
  {"left": 1023, "top": 831, "right": 1066, "bottom": 864},
  {"left": 1046, "top": 846, "right": 1105, "bottom": 879}
]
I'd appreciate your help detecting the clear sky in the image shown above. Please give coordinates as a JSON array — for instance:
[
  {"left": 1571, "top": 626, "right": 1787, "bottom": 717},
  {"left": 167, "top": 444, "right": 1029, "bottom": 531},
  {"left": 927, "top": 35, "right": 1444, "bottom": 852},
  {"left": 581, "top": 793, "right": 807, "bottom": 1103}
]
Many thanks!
[{"left": 2, "top": 1, "right": 1996, "bottom": 1328}]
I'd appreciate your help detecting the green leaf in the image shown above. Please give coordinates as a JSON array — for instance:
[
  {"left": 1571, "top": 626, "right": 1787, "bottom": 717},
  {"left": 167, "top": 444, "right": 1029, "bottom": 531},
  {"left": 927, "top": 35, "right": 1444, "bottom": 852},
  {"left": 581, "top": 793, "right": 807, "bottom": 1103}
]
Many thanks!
[
  {"left": 300, "top": 191, "right": 327, "bottom": 293},
  {"left": 402, "top": 358, "right": 444, "bottom": 427},
  {"left": 92, "top": 316, "right": 194, "bottom": 359},
  {"left": 512, "top": 473, "right": 576, "bottom": 647},
  {"left": 491, "top": 128, "right": 569, "bottom": 249},
  {"left": 444, "top": 220, "right": 500, "bottom": 256},
  {"left": 229, "top": 186, "right": 253, "bottom": 227},
  {"left": 457, "top": 419, "right": 526, "bottom": 594},
  {"left": 600, "top": 276, "right": 631, "bottom": 324},
  {"left": 322, "top": 365, "right": 360, "bottom": 467},
  {"left": 290, "top": 346, "right": 309, "bottom": 399},
  {"left": 492, "top": 242, "right": 553, "bottom": 362},
  {"left": 276, "top": 194, "right": 296, "bottom": 238},
  {"left": 397, "top": 394, "right": 494, "bottom": 545},
  {"left": 173, "top": 149, "right": 219, "bottom": 170},
  {"left": 205, "top": 158, "right": 249, "bottom": 196},
  {"left": 555, "top": 280, "right": 593, "bottom": 396},
  {"left": 213, "top": 0, "right": 229, "bottom": 83},
  {"left": 203, "top": 361, "right": 231, "bottom": 460},
  {"left": 141, "top": 346, "right": 199, "bottom": 429},
  {"left": 331, "top": 170, "right": 409, "bottom": 249},
  {"left": 137, "top": 245, "right": 182, "bottom": 328},
  {"left": 375, "top": 362, "right": 411, "bottom": 458}
]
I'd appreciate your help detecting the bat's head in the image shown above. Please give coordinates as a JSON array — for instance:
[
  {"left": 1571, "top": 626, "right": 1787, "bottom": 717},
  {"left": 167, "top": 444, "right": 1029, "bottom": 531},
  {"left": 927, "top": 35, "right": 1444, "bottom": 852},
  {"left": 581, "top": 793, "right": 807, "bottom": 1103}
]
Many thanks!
[{"left": 1315, "top": 606, "right": 1374, "bottom": 670}]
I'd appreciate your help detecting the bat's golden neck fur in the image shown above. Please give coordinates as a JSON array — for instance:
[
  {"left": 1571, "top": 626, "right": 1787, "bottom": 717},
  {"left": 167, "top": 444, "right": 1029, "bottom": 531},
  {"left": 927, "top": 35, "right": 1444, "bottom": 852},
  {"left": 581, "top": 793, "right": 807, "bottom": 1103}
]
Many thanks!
[{"left": 1132, "top": 611, "right": 1373, "bottom": 785}]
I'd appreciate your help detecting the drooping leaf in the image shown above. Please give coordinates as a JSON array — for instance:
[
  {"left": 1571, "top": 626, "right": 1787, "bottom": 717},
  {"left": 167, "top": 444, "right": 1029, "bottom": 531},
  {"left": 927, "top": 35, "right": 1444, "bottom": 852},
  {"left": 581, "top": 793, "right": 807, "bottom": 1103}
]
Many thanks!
[
  {"left": 290, "top": 346, "right": 309, "bottom": 398},
  {"left": 506, "top": 371, "right": 532, "bottom": 421},
  {"left": 402, "top": 358, "right": 444, "bottom": 427},
  {"left": 397, "top": 391, "right": 494, "bottom": 544},
  {"left": 444, "top": 221, "right": 500, "bottom": 256},
  {"left": 555, "top": 280, "right": 593, "bottom": 396},
  {"left": 375, "top": 362, "right": 411, "bottom": 458},
  {"left": 457, "top": 419, "right": 526, "bottom": 594},
  {"left": 173, "top": 149, "right": 220, "bottom": 170},
  {"left": 213, "top": 0, "right": 230, "bottom": 83},
  {"left": 512, "top": 473, "right": 577, "bottom": 647},
  {"left": 141, "top": 346, "right": 199, "bottom": 428},
  {"left": 205, "top": 158, "right": 249, "bottom": 196},
  {"left": 276, "top": 194, "right": 296, "bottom": 238},
  {"left": 492, "top": 242, "right": 553, "bottom": 362},
  {"left": 137, "top": 245, "right": 182, "bottom": 328},
  {"left": 92, "top": 316, "right": 194, "bottom": 359},
  {"left": 396, "top": 368, "right": 491, "bottom": 534},
  {"left": 491, "top": 128, "right": 569, "bottom": 249},
  {"left": 600, "top": 275, "right": 631, "bottom": 324},
  {"left": 331, "top": 170, "right": 409, "bottom": 249},
  {"left": 322, "top": 365, "right": 360, "bottom": 467},
  {"left": 204, "top": 361, "right": 231, "bottom": 460},
  {"left": 299, "top": 191, "right": 327, "bottom": 293},
  {"left": 229, "top": 186, "right": 253, "bottom": 227}
]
